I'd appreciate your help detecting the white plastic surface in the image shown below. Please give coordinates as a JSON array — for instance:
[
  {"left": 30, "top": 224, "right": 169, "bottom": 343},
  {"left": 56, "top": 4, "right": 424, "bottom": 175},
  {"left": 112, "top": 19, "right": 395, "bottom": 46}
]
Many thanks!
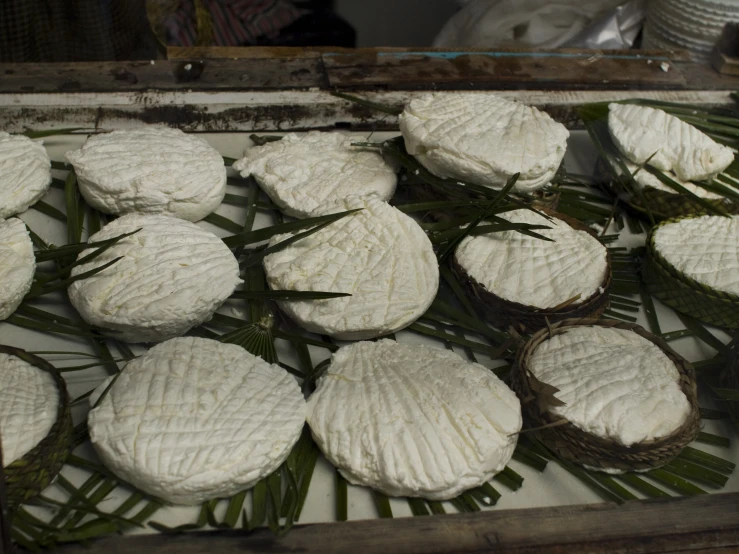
[{"left": 1, "top": 130, "right": 736, "bottom": 530}]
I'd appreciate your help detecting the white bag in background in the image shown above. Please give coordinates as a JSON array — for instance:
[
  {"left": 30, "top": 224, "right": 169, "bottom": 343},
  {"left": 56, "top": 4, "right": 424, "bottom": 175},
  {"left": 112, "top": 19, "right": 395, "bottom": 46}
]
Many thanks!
[{"left": 433, "top": 0, "right": 643, "bottom": 49}]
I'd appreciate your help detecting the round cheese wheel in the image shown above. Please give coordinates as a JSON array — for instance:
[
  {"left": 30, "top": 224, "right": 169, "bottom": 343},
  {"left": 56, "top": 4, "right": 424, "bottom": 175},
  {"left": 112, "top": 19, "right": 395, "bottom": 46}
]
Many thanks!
[
  {"left": 454, "top": 209, "right": 608, "bottom": 309},
  {"left": 65, "top": 127, "right": 226, "bottom": 222},
  {"left": 608, "top": 103, "right": 734, "bottom": 181},
  {"left": 263, "top": 196, "right": 439, "bottom": 340},
  {"left": 0, "top": 352, "right": 58, "bottom": 466},
  {"left": 399, "top": 93, "right": 569, "bottom": 192},
  {"left": 0, "top": 218, "right": 35, "bottom": 320},
  {"left": 0, "top": 132, "right": 51, "bottom": 219},
  {"left": 234, "top": 132, "right": 397, "bottom": 218},
  {"left": 307, "top": 340, "right": 522, "bottom": 500},
  {"left": 67, "top": 214, "right": 241, "bottom": 343},
  {"left": 528, "top": 325, "right": 691, "bottom": 447},
  {"left": 653, "top": 214, "right": 739, "bottom": 295},
  {"left": 88, "top": 337, "right": 306, "bottom": 505}
]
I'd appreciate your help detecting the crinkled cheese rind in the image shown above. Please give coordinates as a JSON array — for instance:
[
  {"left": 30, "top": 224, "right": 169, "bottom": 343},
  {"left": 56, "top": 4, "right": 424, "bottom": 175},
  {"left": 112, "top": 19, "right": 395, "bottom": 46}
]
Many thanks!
[
  {"left": 608, "top": 103, "right": 734, "bottom": 181},
  {"left": 65, "top": 128, "right": 226, "bottom": 222},
  {"left": 0, "top": 353, "right": 58, "bottom": 466},
  {"left": 528, "top": 326, "right": 691, "bottom": 447},
  {"left": 624, "top": 161, "right": 724, "bottom": 200},
  {"left": 68, "top": 214, "right": 242, "bottom": 343},
  {"left": 233, "top": 132, "right": 397, "bottom": 218},
  {"left": 307, "top": 340, "right": 522, "bottom": 500},
  {"left": 654, "top": 215, "right": 739, "bottom": 296},
  {"left": 399, "top": 93, "right": 569, "bottom": 192},
  {"left": 88, "top": 337, "right": 306, "bottom": 505},
  {"left": 0, "top": 132, "right": 52, "bottom": 219},
  {"left": 263, "top": 196, "right": 439, "bottom": 339},
  {"left": 0, "top": 218, "right": 36, "bottom": 320},
  {"left": 454, "top": 209, "right": 607, "bottom": 309}
]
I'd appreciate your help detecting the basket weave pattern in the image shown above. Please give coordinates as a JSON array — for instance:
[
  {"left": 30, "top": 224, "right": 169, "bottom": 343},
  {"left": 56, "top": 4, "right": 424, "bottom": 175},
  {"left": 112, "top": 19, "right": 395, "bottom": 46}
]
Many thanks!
[
  {"left": 723, "top": 339, "right": 739, "bottom": 390},
  {"left": 1, "top": 345, "right": 73, "bottom": 508},
  {"left": 451, "top": 209, "right": 612, "bottom": 333},
  {"left": 510, "top": 318, "right": 701, "bottom": 472},
  {"left": 642, "top": 218, "right": 739, "bottom": 329},
  {"left": 596, "top": 158, "right": 739, "bottom": 220},
  {"left": 399, "top": 182, "right": 561, "bottom": 223}
]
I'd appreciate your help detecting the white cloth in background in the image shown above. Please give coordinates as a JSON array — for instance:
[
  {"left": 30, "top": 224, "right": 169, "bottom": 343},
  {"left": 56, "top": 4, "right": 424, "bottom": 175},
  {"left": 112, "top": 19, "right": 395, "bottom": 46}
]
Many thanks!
[{"left": 433, "top": 0, "right": 634, "bottom": 48}]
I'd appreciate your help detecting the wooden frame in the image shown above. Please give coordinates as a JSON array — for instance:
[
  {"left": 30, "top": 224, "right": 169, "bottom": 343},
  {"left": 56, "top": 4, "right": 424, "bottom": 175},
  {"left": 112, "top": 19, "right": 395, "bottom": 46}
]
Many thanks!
[
  {"left": 2, "top": 47, "right": 739, "bottom": 554},
  {"left": 51, "top": 494, "right": 739, "bottom": 554},
  {"left": 1, "top": 47, "right": 739, "bottom": 134}
]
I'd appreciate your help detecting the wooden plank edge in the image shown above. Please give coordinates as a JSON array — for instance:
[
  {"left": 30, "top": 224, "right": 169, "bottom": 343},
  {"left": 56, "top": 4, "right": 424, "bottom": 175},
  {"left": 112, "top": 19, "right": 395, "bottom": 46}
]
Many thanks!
[
  {"left": 51, "top": 493, "right": 739, "bottom": 554},
  {"left": 166, "top": 46, "right": 694, "bottom": 62},
  {"left": 0, "top": 88, "right": 735, "bottom": 133}
]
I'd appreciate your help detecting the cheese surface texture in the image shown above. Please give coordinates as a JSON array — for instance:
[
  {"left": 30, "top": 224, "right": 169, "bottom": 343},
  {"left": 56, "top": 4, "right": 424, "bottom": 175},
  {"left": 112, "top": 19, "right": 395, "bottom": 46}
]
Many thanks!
[
  {"left": 653, "top": 215, "right": 739, "bottom": 295},
  {"left": 307, "top": 340, "right": 522, "bottom": 499},
  {"left": 454, "top": 209, "right": 607, "bottom": 309},
  {"left": 68, "top": 214, "right": 242, "bottom": 343},
  {"left": 0, "top": 353, "right": 58, "bottom": 466},
  {"left": 0, "top": 218, "right": 35, "bottom": 320},
  {"left": 608, "top": 103, "right": 734, "bottom": 181},
  {"left": 624, "top": 161, "right": 723, "bottom": 199},
  {"left": 0, "top": 132, "right": 52, "bottom": 218},
  {"left": 263, "top": 196, "right": 438, "bottom": 339},
  {"left": 233, "top": 132, "right": 397, "bottom": 218},
  {"left": 88, "top": 337, "right": 305, "bottom": 505},
  {"left": 528, "top": 326, "right": 691, "bottom": 447},
  {"left": 399, "top": 93, "right": 569, "bottom": 192},
  {"left": 65, "top": 128, "right": 226, "bottom": 221}
]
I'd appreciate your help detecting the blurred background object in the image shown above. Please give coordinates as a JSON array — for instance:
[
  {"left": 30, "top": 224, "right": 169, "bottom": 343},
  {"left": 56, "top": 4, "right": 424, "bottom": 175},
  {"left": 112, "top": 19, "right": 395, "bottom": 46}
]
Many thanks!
[
  {"left": 0, "top": 0, "right": 157, "bottom": 62},
  {"left": 0, "top": 0, "right": 355, "bottom": 62},
  {"left": 2, "top": 0, "right": 739, "bottom": 65},
  {"left": 643, "top": 0, "right": 739, "bottom": 63},
  {"left": 432, "top": 0, "right": 644, "bottom": 49},
  {"left": 334, "top": 1, "right": 459, "bottom": 48}
]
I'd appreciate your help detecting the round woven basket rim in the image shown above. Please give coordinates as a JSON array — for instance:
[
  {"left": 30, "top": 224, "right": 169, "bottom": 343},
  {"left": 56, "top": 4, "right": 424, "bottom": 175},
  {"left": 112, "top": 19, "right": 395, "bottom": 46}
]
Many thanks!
[
  {"left": 595, "top": 158, "right": 738, "bottom": 220},
  {"left": 400, "top": 182, "right": 562, "bottom": 223},
  {"left": 511, "top": 318, "right": 701, "bottom": 471},
  {"left": 1, "top": 344, "right": 73, "bottom": 504},
  {"left": 723, "top": 338, "right": 739, "bottom": 389},
  {"left": 451, "top": 208, "right": 612, "bottom": 331},
  {"left": 647, "top": 215, "right": 739, "bottom": 304}
]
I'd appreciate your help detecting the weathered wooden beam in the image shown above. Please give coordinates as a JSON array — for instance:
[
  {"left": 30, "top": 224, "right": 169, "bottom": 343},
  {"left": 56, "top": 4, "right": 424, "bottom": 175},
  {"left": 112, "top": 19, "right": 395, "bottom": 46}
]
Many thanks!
[
  {"left": 0, "top": 89, "right": 735, "bottom": 133},
  {"left": 1, "top": 49, "right": 737, "bottom": 96},
  {"left": 53, "top": 493, "right": 739, "bottom": 554},
  {"left": 322, "top": 50, "right": 688, "bottom": 90}
]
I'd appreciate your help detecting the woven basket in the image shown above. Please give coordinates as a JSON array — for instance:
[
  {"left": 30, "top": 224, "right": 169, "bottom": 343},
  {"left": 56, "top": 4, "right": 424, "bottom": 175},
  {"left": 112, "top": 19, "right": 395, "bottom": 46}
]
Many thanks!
[
  {"left": 595, "top": 158, "right": 739, "bottom": 221},
  {"left": 398, "top": 182, "right": 560, "bottom": 223},
  {"left": 642, "top": 217, "right": 739, "bottom": 330},
  {"left": 510, "top": 318, "right": 701, "bottom": 472},
  {"left": 1, "top": 345, "right": 73, "bottom": 508},
  {"left": 723, "top": 338, "right": 739, "bottom": 390},
  {"left": 451, "top": 209, "right": 612, "bottom": 334}
]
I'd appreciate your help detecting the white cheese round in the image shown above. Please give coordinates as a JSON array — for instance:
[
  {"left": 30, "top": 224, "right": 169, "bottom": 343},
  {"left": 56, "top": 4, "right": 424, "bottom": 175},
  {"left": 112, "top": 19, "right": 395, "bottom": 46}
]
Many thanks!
[
  {"left": 0, "top": 132, "right": 52, "bottom": 219},
  {"left": 528, "top": 326, "right": 691, "bottom": 447},
  {"left": 0, "top": 353, "right": 59, "bottom": 466},
  {"left": 399, "top": 93, "right": 569, "bottom": 192},
  {"left": 65, "top": 128, "right": 226, "bottom": 222},
  {"left": 624, "top": 161, "right": 724, "bottom": 200},
  {"left": 88, "top": 337, "right": 305, "bottom": 505},
  {"left": 608, "top": 103, "right": 734, "bottom": 182},
  {"left": 307, "top": 340, "right": 522, "bottom": 500},
  {"left": 653, "top": 215, "right": 739, "bottom": 295},
  {"left": 233, "top": 132, "right": 397, "bottom": 218},
  {"left": 454, "top": 209, "right": 608, "bottom": 309},
  {"left": 68, "top": 214, "right": 242, "bottom": 343},
  {"left": 0, "top": 218, "right": 35, "bottom": 320},
  {"left": 263, "top": 196, "right": 439, "bottom": 340}
]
